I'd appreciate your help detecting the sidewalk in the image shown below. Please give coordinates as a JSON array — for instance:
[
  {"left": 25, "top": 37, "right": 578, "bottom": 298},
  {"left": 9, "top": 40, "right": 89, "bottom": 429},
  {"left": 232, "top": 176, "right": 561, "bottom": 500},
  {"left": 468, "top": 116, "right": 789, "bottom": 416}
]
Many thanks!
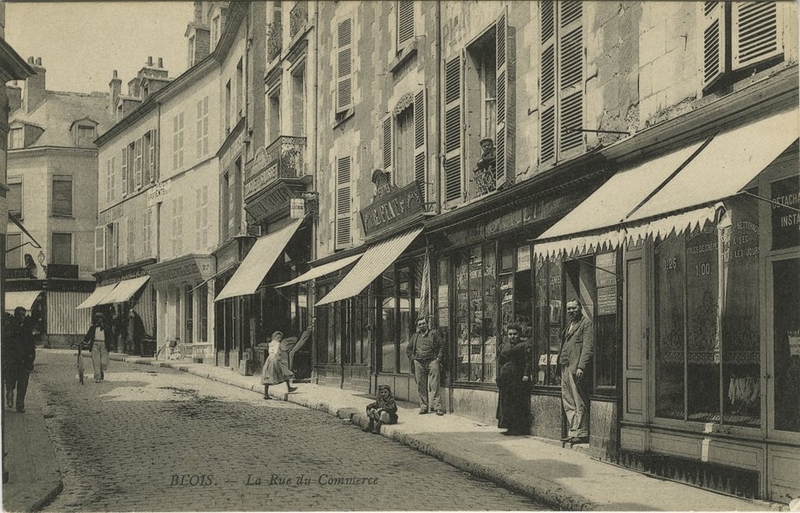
[{"left": 112, "top": 353, "right": 784, "bottom": 512}]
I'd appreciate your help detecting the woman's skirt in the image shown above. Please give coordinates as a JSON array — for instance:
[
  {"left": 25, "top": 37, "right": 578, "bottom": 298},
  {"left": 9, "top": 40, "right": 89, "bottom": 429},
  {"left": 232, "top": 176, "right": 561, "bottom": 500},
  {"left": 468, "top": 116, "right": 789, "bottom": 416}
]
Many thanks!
[{"left": 261, "top": 354, "right": 294, "bottom": 385}]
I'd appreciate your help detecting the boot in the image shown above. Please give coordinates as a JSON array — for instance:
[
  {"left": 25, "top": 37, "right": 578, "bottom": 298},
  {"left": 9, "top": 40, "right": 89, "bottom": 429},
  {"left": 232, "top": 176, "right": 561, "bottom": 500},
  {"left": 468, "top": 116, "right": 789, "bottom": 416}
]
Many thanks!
[
  {"left": 6, "top": 390, "right": 13, "bottom": 409},
  {"left": 286, "top": 380, "right": 297, "bottom": 393},
  {"left": 263, "top": 385, "right": 271, "bottom": 400},
  {"left": 362, "top": 418, "right": 374, "bottom": 432},
  {"left": 372, "top": 420, "right": 383, "bottom": 434}
]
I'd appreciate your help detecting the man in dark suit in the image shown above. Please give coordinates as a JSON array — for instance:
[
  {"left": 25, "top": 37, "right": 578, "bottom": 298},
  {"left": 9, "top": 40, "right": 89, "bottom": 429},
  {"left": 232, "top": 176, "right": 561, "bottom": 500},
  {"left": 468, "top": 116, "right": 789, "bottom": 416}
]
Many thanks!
[
  {"left": 558, "top": 299, "right": 593, "bottom": 444},
  {"left": 2, "top": 307, "right": 36, "bottom": 413}
]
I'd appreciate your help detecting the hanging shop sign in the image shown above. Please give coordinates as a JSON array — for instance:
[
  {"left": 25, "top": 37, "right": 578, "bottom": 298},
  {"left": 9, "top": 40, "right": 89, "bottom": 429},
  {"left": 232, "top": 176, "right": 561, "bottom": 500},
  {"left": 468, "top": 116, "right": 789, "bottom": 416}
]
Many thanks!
[
  {"left": 771, "top": 176, "right": 800, "bottom": 250},
  {"left": 290, "top": 198, "right": 306, "bottom": 219},
  {"left": 360, "top": 170, "right": 424, "bottom": 237}
]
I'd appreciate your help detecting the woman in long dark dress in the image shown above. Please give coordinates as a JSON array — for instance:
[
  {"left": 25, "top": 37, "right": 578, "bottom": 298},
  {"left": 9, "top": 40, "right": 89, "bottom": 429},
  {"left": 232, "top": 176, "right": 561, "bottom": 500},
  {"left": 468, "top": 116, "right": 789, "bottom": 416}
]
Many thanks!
[{"left": 496, "top": 323, "right": 531, "bottom": 435}]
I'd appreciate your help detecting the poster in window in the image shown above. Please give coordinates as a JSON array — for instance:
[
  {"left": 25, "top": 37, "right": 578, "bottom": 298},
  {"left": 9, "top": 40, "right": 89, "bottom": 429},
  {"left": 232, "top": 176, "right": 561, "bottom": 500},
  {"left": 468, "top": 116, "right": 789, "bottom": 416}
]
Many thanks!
[
  {"left": 597, "top": 286, "right": 616, "bottom": 316},
  {"left": 595, "top": 251, "right": 616, "bottom": 288},
  {"left": 684, "top": 224, "right": 718, "bottom": 363},
  {"left": 517, "top": 245, "right": 531, "bottom": 271},
  {"left": 771, "top": 176, "right": 800, "bottom": 250}
]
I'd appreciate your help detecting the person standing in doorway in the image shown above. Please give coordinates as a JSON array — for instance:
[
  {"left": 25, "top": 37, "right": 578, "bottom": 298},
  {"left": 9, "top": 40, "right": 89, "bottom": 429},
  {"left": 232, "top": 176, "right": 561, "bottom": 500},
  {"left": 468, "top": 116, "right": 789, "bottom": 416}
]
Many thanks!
[
  {"left": 558, "top": 299, "right": 593, "bottom": 444},
  {"left": 83, "top": 313, "right": 110, "bottom": 383},
  {"left": 496, "top": 323, "right": 531, "bottom": 436},
  {"left": 406, "top": 317, "right": 444, "bottom": 415},
  {"left": 2, "top": 307, "right": 36, "bottom": 413}
]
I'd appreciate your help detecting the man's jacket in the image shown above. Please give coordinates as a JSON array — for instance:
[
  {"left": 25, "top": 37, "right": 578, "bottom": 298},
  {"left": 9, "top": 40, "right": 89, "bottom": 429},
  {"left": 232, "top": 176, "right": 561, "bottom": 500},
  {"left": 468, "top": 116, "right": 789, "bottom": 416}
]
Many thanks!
[{"left": 558, "top": 316, "right": 593, "bottom": 374}]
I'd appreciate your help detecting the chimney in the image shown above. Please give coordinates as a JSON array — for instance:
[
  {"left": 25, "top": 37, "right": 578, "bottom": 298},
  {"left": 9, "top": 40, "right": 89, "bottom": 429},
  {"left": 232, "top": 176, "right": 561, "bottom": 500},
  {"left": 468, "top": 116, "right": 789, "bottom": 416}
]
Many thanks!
[
  {"left": 147, "top": 56, "right": 153, "bottom": 67},
  {"left": 158, "top": 57, "right": 163, "bottom": 68},
  {"left": 109, "top": 70, "right": 122, "bottom": 120},
  {"left": 7, "top": 82, "right": 22, "bottom": 113},
  {"left": 194, "top": 1, "right": 203, "bottom": 24},
  {"left": 23, "top": 56, "right": 46, "bottom": 114}
]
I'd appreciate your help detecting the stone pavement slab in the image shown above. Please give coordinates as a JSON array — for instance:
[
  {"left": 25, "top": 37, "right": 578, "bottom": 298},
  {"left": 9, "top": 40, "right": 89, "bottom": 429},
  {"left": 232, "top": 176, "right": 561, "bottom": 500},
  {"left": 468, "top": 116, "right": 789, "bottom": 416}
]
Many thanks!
[{"left": 112, "top": 353, "right": 785, "bottom": 512}]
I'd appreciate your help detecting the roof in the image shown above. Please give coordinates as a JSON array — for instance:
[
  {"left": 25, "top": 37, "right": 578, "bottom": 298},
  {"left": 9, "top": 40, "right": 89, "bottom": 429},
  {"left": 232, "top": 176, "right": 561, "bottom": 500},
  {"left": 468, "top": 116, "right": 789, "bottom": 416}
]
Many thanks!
[{"left": 9, "top": 90, "right": 113, "bottom": 148}]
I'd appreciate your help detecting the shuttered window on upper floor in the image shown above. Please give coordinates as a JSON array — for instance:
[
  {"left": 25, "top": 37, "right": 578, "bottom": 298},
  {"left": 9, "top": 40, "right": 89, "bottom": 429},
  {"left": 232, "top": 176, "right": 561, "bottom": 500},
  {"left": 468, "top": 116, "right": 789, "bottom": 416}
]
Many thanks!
[
  {"left": 8, "top": 181, "right": 22, "bottom": 218},
  {"left": 397, "top": 0, "right": 415, "bottom": 51},
  {"left": 539, "top": 0, "right": 583, "bottom": 167},
  {"left": 443, "top": 56, "right": 462, "bottom": 206},
  {"left": 337, "top": 18, "right": 353, "bottom": 114},
  {"left": 335, "top": 155, "right": 352, "bottom": 249},
  {"left": 52, "top": 176, "right": 73, "bottom": 217},
  {"left": 704, "top": 1, "right": 784, "bottom": 92},
  {"left": 413, "top": 89, "right": 427, "bottom": 204}
]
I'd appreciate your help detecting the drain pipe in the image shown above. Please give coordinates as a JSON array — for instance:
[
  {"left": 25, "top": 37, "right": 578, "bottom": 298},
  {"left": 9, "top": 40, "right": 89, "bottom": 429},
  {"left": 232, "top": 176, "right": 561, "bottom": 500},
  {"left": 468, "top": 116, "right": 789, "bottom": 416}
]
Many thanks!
[{"left": 434, "top": 1, "right": 442, "bottom": 215}]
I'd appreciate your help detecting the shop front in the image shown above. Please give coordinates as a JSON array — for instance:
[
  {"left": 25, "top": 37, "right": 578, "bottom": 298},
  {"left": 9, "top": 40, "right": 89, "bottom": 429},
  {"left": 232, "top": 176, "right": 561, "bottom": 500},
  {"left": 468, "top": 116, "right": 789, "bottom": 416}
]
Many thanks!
[
  {"left": 535, "top": 107, "right": 800, "bottom": 502},
  {"left": 145, "top": 254, "right": 215, "bottom": 362}
]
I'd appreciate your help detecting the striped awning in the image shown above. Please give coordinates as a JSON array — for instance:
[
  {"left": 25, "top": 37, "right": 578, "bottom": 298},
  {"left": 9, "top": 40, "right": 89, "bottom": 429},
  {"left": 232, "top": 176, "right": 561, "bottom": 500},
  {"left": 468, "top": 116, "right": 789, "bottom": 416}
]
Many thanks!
[
  {"left": 316, "top": 226, "right": 423, "bottom": 306},
  {"left": 76, "top": 283, "right": 117, "bottom": 310},
  {"left": 276, "top": 254, "right": 362, "bottom": 288},
  {"left": 4, "top": 291, "right": 42, "bottom": 312},
  {"left": 97, "top": 276, "right": 150, "bottom": 305}
]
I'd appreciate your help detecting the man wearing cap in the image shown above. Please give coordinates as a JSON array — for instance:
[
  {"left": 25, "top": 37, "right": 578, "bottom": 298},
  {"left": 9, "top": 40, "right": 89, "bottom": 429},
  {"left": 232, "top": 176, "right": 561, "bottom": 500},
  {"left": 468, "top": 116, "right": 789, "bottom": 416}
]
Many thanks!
[{"left": 406, "top": 317, "right": 445, "bottom": 415}]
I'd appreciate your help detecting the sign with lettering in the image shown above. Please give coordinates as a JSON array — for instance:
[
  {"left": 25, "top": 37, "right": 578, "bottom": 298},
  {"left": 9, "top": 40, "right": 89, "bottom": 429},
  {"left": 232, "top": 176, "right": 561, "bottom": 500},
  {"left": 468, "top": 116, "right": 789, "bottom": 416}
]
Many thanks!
[
  {"left": 595, "top": 252, "right": 617, "bottom": 288},
  {"left": 771, "top": 176, "right": 800, "bottom": 250},
  {"left": 245, "top": 183, "right": 295, "bottom": 222},
  {"left": 245, "top": 162, "right": 279, "bottom": 199},
  {"left": 360, "top": 181, "right": 424, "bottom": 237},
  {"left": 290, "top": 198, "right": 305, "bottom": 219},
  {"left": 147, "top": 181, "right": 171, "bottom": 206},
  {"left": 517, "top": 245, "right": 531, "bottom": 272}
]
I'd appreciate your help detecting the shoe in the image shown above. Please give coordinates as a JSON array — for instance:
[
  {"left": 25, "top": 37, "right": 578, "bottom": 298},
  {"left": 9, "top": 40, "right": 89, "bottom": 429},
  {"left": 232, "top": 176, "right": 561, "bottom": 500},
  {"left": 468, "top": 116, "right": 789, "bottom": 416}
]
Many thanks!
[
  {"left": 372, "top": 421, "right": 383, "bottom": 434},
  {"left": 362, "top": 419, "right": 375, "bottom": 432},
  {"left": 419, "top": 408, "right": 428, "bottom": 415},
  {"left": 287, "top": 386, "right": 298, "bottom": 393},
  {"left": 569, "top": 436, "right": 589, "bottom": 444},
  {"left": 16, "top": 406, "right": 24, "bottom": 413},
  {"left": 6, "top": 391, "right": 13, "bottom": 409},
  {"left": 100, "top": 370, "right": 104, "bottom": 380},
  {"left": 436, "top": 410, "right": 444, "bottom": 416},
  {"left": 263, "top": 395, "right": 271, "bottom": 400}
]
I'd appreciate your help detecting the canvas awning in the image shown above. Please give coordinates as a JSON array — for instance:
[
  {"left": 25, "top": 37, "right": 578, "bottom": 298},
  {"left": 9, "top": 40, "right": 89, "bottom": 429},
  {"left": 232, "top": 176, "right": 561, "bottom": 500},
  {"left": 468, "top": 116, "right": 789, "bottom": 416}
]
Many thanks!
[
  {"left": 76, "top": 283, "right": 118, "bottom": 310},
  {"left": 316, "top": 226, "right": 423, "bottom": 306},
  {"left": 215, "top": 220, "right": 302, "bottom": 301},
  {"left": 4, "top": 291, "right": 42, "bottom": 312},
  {"left": 276, "top": 254, "right": 362, "bottom": 288},
  {"left": 97, "top": 276, "right": 150, "bottom": 305}
]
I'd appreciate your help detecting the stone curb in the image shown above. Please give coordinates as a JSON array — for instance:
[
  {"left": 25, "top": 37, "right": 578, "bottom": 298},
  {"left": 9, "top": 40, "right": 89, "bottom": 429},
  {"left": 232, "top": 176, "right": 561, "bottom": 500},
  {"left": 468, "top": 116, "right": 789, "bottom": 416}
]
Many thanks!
[{"left": 113, "top": 356, "right": 596, "bottom": 510}]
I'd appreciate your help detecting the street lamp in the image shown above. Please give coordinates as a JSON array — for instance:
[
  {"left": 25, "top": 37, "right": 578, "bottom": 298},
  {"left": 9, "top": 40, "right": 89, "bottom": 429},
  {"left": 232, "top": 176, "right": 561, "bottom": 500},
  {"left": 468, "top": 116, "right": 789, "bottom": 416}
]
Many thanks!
[{"left": 37, "top": 251, "right": 46, "bottom": 275}]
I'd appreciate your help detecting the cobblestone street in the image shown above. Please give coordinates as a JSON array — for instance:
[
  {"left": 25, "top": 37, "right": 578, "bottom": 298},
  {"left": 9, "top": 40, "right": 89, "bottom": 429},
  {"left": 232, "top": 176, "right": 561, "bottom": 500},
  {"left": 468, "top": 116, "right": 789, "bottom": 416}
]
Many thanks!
[{"left": 32, "top": 351, "right": 543, "bottom": 511}]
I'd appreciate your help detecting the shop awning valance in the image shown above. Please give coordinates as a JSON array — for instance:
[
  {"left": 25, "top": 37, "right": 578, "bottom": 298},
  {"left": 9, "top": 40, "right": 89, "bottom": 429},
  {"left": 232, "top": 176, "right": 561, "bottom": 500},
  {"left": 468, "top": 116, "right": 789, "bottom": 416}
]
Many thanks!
[
  {"left": 276, "top": 254, "right": 362, "bottom": 288},
  {"left": 316, "top": 226, "right": 423, "bottom": 306},
  {"left": 76, "top": 283, "right": 117, "bottom": 310},
  {"left": 5, "top": 291, "right": 43, "bottom": 312},
  {"left": 533, "top": 141, "right": 705, "bottom": 259},
  {"left": 534, "top": 107, "right": 799, "bottom": 260},
  {"left": 215, "top": 219, "right": 302, "bottom": 302},
  {"left": 97, "top": 276, "right": 150, "bottom": 305}
]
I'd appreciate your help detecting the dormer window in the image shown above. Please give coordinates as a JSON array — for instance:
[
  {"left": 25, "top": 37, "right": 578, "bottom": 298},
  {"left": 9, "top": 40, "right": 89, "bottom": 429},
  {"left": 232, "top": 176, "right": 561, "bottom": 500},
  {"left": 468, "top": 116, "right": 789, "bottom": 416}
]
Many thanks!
[
  {"left": 71, "top": 118, "right": 99, "bottom": 148},
  {"left": 9, "top": 127, "right": 23, "bottom": 149}
]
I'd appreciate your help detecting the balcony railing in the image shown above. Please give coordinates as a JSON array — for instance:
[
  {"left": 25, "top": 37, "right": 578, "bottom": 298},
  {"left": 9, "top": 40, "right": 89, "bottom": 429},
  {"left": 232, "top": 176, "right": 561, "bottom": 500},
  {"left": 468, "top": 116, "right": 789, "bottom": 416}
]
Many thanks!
[
  {"left": 289, "top": 1, "right": 308, "bottom": 39},
  {"left": 267, "top": 21, "right": 282, "bottom": 62},
  {"left": 245, "top": 136, "right": 307, "bottom": 199}
]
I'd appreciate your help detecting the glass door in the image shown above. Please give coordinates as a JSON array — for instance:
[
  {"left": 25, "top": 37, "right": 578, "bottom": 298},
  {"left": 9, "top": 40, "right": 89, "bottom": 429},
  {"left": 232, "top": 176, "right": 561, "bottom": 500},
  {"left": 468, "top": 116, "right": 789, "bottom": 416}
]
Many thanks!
[{"left": 769, "top": 256, "right": 800, "bottom": 439}]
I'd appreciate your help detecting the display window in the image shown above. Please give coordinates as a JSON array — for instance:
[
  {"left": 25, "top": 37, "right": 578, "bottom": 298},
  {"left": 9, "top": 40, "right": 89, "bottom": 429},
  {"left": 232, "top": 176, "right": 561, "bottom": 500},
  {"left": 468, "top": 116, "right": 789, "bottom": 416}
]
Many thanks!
[
  {"left": 654, "top": 196, "right": 761, "bottom": 426},
  {"left": 534, "top": 255, "right": 563, "bottom": 387},
  {"left": 378, "top": 255, "right": 424, "bottom": 374}
]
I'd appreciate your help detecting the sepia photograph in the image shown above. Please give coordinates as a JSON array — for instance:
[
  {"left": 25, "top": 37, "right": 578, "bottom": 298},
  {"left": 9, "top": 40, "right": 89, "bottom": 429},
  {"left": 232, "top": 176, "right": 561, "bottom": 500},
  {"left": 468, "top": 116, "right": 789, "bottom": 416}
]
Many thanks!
[{"left": 1, "top": 1, "right": 799, "bottom": 511}]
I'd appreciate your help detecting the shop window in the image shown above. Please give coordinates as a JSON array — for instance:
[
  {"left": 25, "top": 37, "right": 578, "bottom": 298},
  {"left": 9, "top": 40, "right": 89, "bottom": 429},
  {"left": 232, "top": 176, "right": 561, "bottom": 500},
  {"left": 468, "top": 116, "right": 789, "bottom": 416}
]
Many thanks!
[
  {"left": 185, "top": 285, "right": 194, "bottom": 345},
  {"left": 198, "top": 283, "right": 208, "bottom": 343},
  {"left": 436, "top": 257, "right": 451, "bottom": 342},
  {"left": 773, "top": 257, "right": 800, "bottom": 433},
  {"left": 381, "top": 270, "right": 398, "bottom": 373},
  {"left": 654, "top": 197, "right": 761, "bottom": 426},
  {"left": 342, "top": 292, "right": 369, "bottom": 365},
  {"left": 379, "top": 257, "right": 423, "bottom": 374},
  {"left": 534, "top": 255, "right": 563, "bottom": 387},
  {"left": 454, "top": 244, "right": 497, "bottom": 383},
  {"left": 316, "top": 283, "right": 332, "bottom": 364},
  {"left": 593, "top": 251, "right": 619, "bottom": 391}
]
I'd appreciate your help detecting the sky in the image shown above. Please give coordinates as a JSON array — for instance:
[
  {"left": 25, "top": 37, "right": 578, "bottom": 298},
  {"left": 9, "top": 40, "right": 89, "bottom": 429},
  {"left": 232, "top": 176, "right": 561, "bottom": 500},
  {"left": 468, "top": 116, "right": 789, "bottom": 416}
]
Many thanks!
[{"left": 5, "top": 2, "right": 195, "bottom": 94}]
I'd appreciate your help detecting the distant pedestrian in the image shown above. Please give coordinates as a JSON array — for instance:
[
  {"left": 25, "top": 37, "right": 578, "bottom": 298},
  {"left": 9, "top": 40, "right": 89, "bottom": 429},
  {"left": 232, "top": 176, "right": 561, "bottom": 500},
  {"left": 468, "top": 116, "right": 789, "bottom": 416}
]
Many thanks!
[
  {"left": 496, "top": 323, "right": 531, "bottom": 436},
  {"left": 2, "top": 307, "right": 36, "bottom": 413},
  {"left": 261, "top": 331, "right": 297, "bottom": 399},
  {"left": 406, "top": 316, "right": 444, "bottom": 415},
  {"left": 362, "top": 384, "right": 398, "bottom": 434},
  {"left": 83, "top": 312, "right": 110, "bottom": 383}
]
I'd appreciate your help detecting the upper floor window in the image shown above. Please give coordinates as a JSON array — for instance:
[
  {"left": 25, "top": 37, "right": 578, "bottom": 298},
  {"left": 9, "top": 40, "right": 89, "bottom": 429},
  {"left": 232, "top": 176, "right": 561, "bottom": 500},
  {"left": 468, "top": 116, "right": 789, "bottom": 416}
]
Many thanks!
[
  {"left": 52, "top": 175, "right": 73, "bottom": 217},
  {"left": 197, "top": 97, "right": 209, "bottom": 157},
  {"left": 9, "top": 128, "right": 23, "bottom": 149},
  {"left": 106, "top": 157, "right": 116, "bottom": 204},
  {"left": 236, "top": 59, "right": 244, "bottom": 120},
  {"left": 211, "top": 15, "right": 221, "bottom": 51},
  {"left": 336, "top": 18, "right": 353, "bottom": 117},
  {"left": 173, "top": 112, "right": 185, "bottom": 170},
  {"left": 51, "top": 233, "right": 73, "bottom": 265},
  {"left": 225, "top": 80, "right": 232, "bottom": 135},
  {"left": 8, "top": 181, "right": 22, "bottom": 218},
  {"left": 540, "top": 0, "right": 583, "bottom": 166},
  {"left": 703, "top": 1, "right": 785, "bottom": 93},
  {"left": 268, "top": 86, "right": 281, "bottom": 142},
  {"left": 75, "top": 125, "right": 96, "bottom": 148},
  {"left": 291, "top": 62, "right": 306, "bottom": 136},
  {"left": 383, "top": 90, "right": 427, "bottom": 202},
  {"left": 396, "top": 0, "right": 415, "bottom": 51}
]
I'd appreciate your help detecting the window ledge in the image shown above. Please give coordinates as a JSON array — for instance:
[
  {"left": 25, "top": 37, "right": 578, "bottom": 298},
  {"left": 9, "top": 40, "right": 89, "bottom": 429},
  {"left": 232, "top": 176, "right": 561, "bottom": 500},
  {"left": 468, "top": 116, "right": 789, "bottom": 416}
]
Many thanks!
[
  {"left": 51, "top": 214, "right": 75, "bottom": 219},
  {"left": 389, "top": 41, "right": 418, "bottom": 74},
  {"left": 333, "top": 108, "right": 355, "bottom": 129}
]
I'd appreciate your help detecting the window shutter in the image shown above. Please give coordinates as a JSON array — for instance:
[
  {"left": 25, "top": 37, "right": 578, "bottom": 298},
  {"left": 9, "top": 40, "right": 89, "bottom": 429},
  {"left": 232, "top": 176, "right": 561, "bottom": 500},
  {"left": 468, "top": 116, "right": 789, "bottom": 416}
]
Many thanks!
[
  {"left": 337, "top": 18, "right": 353, "bottom": 113},
  {"left": 540, "top": 0, "right": 556, "bottom": 165},
  {"left": 335, "top": 156, "right": 352, "bottom": 249},
  {"left": 495, "top": 8, "right": 516, "bottom": 189},
  {"left": 173, "top": 116, "right": 179, "bottom": 170},
  {"left": 149, "top": 129, "right": 156, "bottom": 183},
  {"left": 197, "top": 100, "right": 203, "bottom": 157},
  {"left": 179, "top": 113, "right": 185, "bottom": 169},
  {"left": 111, "top": 156, "right": 115, "bottom": 198},
  {"left": 52, "top": 177, "right": 73, "bottom": 216},
  {"left": 413, "top": 89, "right": 427, "bottom": 203},
  {"left": 703, "top": 1, "right": 727, "bottom": 90},
  {"left": 106, "top": 160, "right": 113, "bottom": 204},
  {"left": 732, "top": 1, "right": 782, "bottom": 71},
  {"left": 195, "top": 188, "right": 202, "bottom": 250},
  {"left": 203, "top": 98, "right": 209, "bottom": 155},
  {"left": 443, "top": 56, "right": 463, "bottom": 204},
  {"left": 177, "top": 196, "right": 184, "bottom": 256},
  {"left": 119, "top": 217, "right": 128, "bottom": 265},
  {"left": 95, "top": 225, "right": 105, "bottom": 271},
  {"left": 143, "top": 208, "right": 152, "bottom": 258},
  {"left": 121, "top": 146, "right": 128, "bottom": 196},
  {"left": 202, "top": 186, "right": 208, "bottom": 248},
  {"left": 382, "top": 115, "right": 393, "bottom": 178},
  {"left": 134, "top": 138, "right": 143, "bottom": 189},
  {"left": 397, "top": 0, "right": 415, "bottom": 49},
  {"left": 558, "top": 0, "right": 583, "bottom": 157}
]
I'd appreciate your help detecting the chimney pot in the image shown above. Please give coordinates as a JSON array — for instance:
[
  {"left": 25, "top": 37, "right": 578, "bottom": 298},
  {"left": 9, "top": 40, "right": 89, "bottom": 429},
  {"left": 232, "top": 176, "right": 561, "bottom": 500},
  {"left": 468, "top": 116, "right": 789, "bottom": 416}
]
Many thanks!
[
  {"left": 158, "top": 57, "right": 163, "bottom": 68},
  {"left": 35, "top": 57, "right": 42, "bottom": 65},
  {"left": 147, "top": 56, "right": 153, "bottom": 66},
  {"left": 28, "top": 56, "right": 34, "bottom": 64},
  {"left": 113, "top": 69, "right": 118, "bottom": 79}
]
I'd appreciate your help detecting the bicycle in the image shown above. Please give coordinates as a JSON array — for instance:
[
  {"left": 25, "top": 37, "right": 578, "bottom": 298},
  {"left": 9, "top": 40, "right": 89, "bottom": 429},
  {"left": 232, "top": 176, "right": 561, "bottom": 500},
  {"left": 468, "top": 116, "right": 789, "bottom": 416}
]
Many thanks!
[
  {"left": 71, "top": 340, "right": 89, "bottom": 384},
  {"left": 155, "top": 337, "right": 185, "bottom": 360}
]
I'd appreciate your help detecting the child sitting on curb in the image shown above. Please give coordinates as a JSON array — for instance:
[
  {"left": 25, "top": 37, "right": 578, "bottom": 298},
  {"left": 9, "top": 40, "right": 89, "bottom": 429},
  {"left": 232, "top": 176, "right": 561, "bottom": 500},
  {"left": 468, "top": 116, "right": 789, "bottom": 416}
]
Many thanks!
[{"left": 362, "top": 384, "right": 398, "bottom": 434}]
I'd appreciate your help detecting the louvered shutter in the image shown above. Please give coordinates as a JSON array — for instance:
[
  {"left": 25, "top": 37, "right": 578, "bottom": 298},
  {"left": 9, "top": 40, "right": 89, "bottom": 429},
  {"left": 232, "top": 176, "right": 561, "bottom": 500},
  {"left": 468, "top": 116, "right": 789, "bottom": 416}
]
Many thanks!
[
  {"left": 95, "top": 225, "right": 105, "bottom": 271},
  {"left": 173, "top": 116, "right": 179, "bottom": 170},
  {"left": 540, "top": 0, "right": 556, "bottom": 165},
  {"left": 134, "top": 138, "right": 143, "bottom": 189},
  {"left": 197, "top": 100, "right": 204, "bottom": 157},
  {"left": 383, "top": 115, "right": 393, "bottom": 178},
  {"left": 443, "top": 56, "right": 463, "bottom": 204},
  {"left": 195, "top": 188, "right": 203, "bottom": 250},
  {"left": 413, "top": 89, "right": 427, "bottom": 203},
  {"left": 148, "top": 129, "right": 156, "bottom": 183},
  {"left": 558, "top": 0, "right": 583, "bottom": 157},
  {"left": 495, "top": 8, "right": 515, "bottom": 189},
  {"left": 335, "top": 156, "right": 352, "bottom": 249},
  {"left": 703, "top": 1, "right": 727, "bottom": 90},
  {"left": 337, "top": 18, "right": 353, "bottom": 113},
  {"left": 177, "top": 196, "right": 184, "bottom": 256},
  {"left": 143, "top": 208, "right": 151, "bottom": 258},
  {"left": 106, "top": 160, "right": 112, "bottom": 203},
  {"left": 201, "top": 186, "right": 208, "bottom": 248},
  {"left": 121, "top": 146, "right": 128, "bottom": 196},
  {"left": 397, "top": 0, "right": 414, "bottom": 50},
  {"left": 732, "top": 1, "right": 782, "bottom": 71},
  {"left": 52, "top": 177, "right": 73, "bottom": 216}
]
